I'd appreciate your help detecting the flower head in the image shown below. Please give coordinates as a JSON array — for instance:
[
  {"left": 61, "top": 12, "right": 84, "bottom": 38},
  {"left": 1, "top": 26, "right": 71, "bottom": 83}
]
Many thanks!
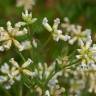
[
  {"left": 62, "top": 17, "right": 91, "bottom": 45},
  {"left": 0, "top": 63, "right": 16, "bottom": 89},
  {"left": 0, "top": 21, "right": 28, "bottom": 51},
  {"left": 22, "top": 10, "right": 37, "bottom": 25},
  {"left": 9, "top": 58, "right": 33, "bottom": 78},
  {"left": 76, "top": 39, "right": 96, "bottom": 65},
  {"left": 42, "top": 17, "right": 70, "bottom": 42}
]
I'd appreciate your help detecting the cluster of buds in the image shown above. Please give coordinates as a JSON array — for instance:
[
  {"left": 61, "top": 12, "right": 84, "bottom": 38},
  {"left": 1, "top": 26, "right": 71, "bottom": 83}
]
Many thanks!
[
  {"left": 42, "top": 17, "right": 70, "bottom": 42},
  {"left": 22, "top": 10, "right": 37, "bottom": 25}
]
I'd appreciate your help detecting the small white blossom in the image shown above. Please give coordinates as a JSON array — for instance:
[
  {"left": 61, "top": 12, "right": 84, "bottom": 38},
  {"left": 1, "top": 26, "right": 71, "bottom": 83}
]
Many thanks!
[
  {"left": 0, "top": 63, "right": 9, "bottom": 74},
  {"left": 0, "top": 46, "right": 4, "bottom": 51},
  {"left": 0, "top": 63, "right": 16, "bottom": 89},
  {"left": 62, "top": 18, "right": 91, "bottom": 45},
  {"left": 0, "top": 21, "right": 28, "bottom": 51},
  {"left": 69, "top": 27, "right": 91, "bottom": 45},
  {"left": 42, "top": 17, "right": 52, "bottom": 32},
  {"left": 43, "top": 17, "right": 70, "bottom": 42},
  {"left": 22, "top": 10, "right": 37, "bottom": 25},
  {"left": 9, "top": 58, "right": 33, "bottom": 78},
  {"left": 76, "top": 39, "right": 96, "bottom": 65}
]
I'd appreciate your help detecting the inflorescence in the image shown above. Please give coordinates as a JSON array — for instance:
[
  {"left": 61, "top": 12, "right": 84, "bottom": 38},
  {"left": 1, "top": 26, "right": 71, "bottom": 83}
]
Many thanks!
[{"left": 0, "top": 2, "right": 96, "bottom": 96}]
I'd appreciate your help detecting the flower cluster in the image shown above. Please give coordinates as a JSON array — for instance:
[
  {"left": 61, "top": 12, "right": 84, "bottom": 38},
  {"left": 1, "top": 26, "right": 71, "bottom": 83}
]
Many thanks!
[
  {"left": 76, "top": 40, "right": 96, "bottom": 66},
  {"left": 0, "top": 4, "right": 96, "bottom": 95},
  {"left": 22, "top": 10, "right": 37, "bottom": 25},
  {"left": 42, "top": 17, "right": 70, "bottom": 42},
  {"left": 0, "top": 58, "right": 33, "bottom": 89},
  {"left": 0, "top": 21, "right": 28, "bottom": 51},
  {"left": 61, "top": 17, "right": 91, "bottom": 45}
]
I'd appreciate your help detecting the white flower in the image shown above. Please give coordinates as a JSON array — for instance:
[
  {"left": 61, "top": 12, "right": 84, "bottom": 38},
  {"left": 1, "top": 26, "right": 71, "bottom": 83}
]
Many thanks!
[
  {"left": 45, "top": 90, "right": 50, "bottom": 96},
  {"left": 9, "top": 58, "right": 33, "bottom": 78},
  {"left": 69, "top": 26, "right": 91, "bottom": 45},
  {"left": 15, "top": 22, "right": 26, "bottom": 28},
  {"left": 16, "top": 0, "right": 36, "bottom": 10},
  {"left": 42, "top": 17, "right": 52, "bottom": 32},
  {"left": 0, "top": 21, "right": 28, "bottom": 51},
  {"left": 76, "top": 39, "right": 96, "bottom": 65},
  {"left": 42, "top": 17, "right": 70, "bottom": 42},
  {"left": 34, "top": 62, "right": 55, "bottom": 80},
  {"left": 22, "top": 10, "right": 37, "bottom": 24},
  {"left": 0, "top": 63, "right": 16, "bottom": 89},
  {"left": 61, "top": 18, "right": 91, "bottom": 45}
]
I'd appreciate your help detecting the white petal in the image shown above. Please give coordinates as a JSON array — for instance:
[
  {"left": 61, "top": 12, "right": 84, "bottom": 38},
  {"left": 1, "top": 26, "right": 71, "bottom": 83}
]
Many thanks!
[
  {"left": 60, "top": 35, "right": 70, "bottom": 41},
  {"left": 0, "top": 32, "right": 10, "bottom": 42},
  {"left": 15, "top": 28, "right": 27, "bottom": 36},
  {"left": 22, "top": 69, "right": 33, "bottom": 76},
  {"left": 3, "top": 40, "right": 12, "bottom": 49},
  {"left": 53, "top": 18, "right": 60, "bottom": 30},
  {"left": 0, "top": 46, "right": 4, "bottom": 51},
  {"left": 7, "top": 21, "right": 13, "bottom": 32},
  {"left": 22, "top": 58, "right": 33, "bottom": 68},
  {"left": 13, "top": 39, "right": 24, "bottom": 51},
  {"left": 32, "top": 39, "right": 37, "bottom": 48},
  {"left": 9, "top": 58, "right": 19, "bottom": 68},
  {"left": 12, "top": 70, "right": 19, "bottom": 76},
  {"left": 15, "top": 75, "right": 21, "bottom": 81},
  {"left": 31, "top": 18, "right": 37, "bottom": 23},
  {"left": 42, "top": 17, "right": 52, "bottom": 32},
  {"left": 1, "top": 63, "right": 9, "bottom": 74},
  {"left": 69, "top": 37, "right": 77, "bottom": 45},
  {"left": 15, "top": 22, "right": 26, "bottom": 28}
]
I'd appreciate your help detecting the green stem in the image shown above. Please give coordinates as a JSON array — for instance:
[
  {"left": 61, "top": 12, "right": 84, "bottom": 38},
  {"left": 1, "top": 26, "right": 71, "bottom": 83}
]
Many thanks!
[
  {"left": 15, "top": 49, "right": 26, "bottom": 62},
  {"left": 19, "top": 83, "right": 22, "bottom": 96},
  {"left": 18, "top": 52, "right": 26, "bottom": 62},
  {"left": 27, "top": 26, "right": 33, "bottom": 59},
  {"left": 62, "top": 59, "right": 79, "bottom": 69},
  {"left": 42, "top": 35, "right": 52, "bottom": 50}
]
